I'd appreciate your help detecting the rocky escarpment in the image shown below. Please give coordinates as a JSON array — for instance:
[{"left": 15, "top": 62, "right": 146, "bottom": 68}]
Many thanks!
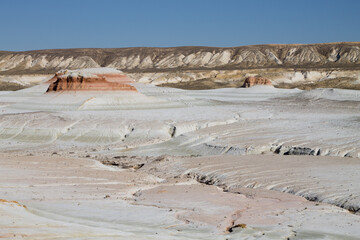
[
  {"left": 46, "top": 68, "right": 137, "bottom": 92},
  {"left": 1, "top": 42, "right": 360, "bottom": 90},
  {"left": 242, "top": 76, "right": 272, "bottom": 87},
  {"left": 1, "top": 42, "right": 360, "bottom": 74}
]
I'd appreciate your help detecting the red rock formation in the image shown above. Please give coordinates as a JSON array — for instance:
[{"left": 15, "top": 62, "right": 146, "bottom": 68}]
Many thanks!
[
  {"left": 47, "top": 75, "right": 137, "bottom": 92},
  {"left": 46, "top": 69, "right": 137, "bottom": 92},
  {"left": 46, "top": 70, "right": 68, "bottom": 83},
  {"left": 242, "top": 76, "right": 272, "bottom": 88},
  {"left": 95, "top": 73, "right": 133, "bottom": 83}
]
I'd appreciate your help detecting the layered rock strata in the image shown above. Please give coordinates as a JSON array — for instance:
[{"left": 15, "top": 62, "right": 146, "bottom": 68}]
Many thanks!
[
  {"left": 1, "top": 42, "right": 360, "bottom": 90},
  {"left": 1, "top": 42, "right": 360, "bottom": 73},
  {"left": 242, "top": 76, "right": 272, "bottom": 87},
  {"left": 46, "top": 68, "right": 136, "bottom": 92}
]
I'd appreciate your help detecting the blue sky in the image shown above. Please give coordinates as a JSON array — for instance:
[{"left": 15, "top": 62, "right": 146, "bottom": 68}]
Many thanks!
[{"left": 1, "top": 0, "right": 359, "bottom": 51}]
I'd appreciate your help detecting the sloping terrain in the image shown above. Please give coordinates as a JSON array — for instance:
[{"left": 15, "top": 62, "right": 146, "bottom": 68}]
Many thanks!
[
  {"left": 0, "top": 67, "right": 360, "bottom": 239},
  {"left": 0, "top": 82, "right": 360, "bottom": 239},
  {"left": 1, "top": 42, "right": 360, "bottom": 73},
  {"left": 1, "top": 42, "right": 360, "bottom": 90}
]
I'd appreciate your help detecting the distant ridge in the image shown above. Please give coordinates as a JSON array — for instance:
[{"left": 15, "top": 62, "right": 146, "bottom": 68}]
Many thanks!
[{"left": 1, "top": 42, "right": 360, "bottom": 75}]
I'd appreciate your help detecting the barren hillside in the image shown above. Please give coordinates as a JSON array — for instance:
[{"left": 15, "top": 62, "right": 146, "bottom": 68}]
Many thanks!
[
  {"left": 1, "top": 42, "right": 360, "bottom": 74},
  {"left": 1, "top": 42, "right": 360, "bottom": 90}
]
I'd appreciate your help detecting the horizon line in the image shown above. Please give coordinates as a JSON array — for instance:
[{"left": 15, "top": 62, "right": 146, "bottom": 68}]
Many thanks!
[{"left": 1, "top": 41, "right": 360, "bottom": 53}]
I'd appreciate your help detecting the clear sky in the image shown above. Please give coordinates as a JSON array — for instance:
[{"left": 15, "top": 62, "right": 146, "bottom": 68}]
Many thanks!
[{"left": 1, "top": 0, "right": 359, "bottom": 51}]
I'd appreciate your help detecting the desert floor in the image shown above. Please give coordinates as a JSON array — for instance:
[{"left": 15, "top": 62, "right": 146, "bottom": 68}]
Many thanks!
[{"left": 0, "top": 82, "right": 359, "bottom": 239}]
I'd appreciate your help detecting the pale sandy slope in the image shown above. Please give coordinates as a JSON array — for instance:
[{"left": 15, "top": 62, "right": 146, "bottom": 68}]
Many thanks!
[
  {"left": 1, "top": 154, "right": 360, "bottom": 239},
  {"left": 0, "top": 84, "right": 359, "bottom": 157},
  {"left": 0, "top": 80, "right": 360, "bottom": 239}
]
